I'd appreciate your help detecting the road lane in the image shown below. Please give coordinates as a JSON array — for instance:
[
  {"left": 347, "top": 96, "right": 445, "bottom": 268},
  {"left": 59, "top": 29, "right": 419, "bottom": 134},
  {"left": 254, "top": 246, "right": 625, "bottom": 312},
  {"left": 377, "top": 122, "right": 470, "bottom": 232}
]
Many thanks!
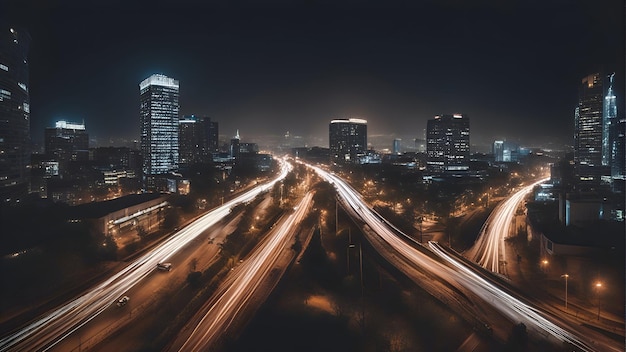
[
  {"left": 170, "top": 192, "right": 314, "bottom": 351},
  {"left": 303, "top": 162, "right": 600, "bottom": 351},
  {"left": 0, "top": 160, "right": 291, "bottom": 352},
  {"left": 466, "top": 178, "right": 549, "bottom": 274}
]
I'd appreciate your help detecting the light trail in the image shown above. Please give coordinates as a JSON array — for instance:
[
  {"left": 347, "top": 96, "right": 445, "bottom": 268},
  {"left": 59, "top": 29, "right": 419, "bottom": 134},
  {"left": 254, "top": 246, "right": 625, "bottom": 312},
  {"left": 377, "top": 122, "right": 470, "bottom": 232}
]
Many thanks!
[
  {"left": 0, "top": 160, "right": 291, "bottom": 352},
  {"left": 173, "top": 192, "right": 314, "bottom": 351},
  {"left": 467, "top": 178, "right": 549, "bottom": 273},
  {"left": 303, "top": 162, "right": 594, "bottom": 351}
]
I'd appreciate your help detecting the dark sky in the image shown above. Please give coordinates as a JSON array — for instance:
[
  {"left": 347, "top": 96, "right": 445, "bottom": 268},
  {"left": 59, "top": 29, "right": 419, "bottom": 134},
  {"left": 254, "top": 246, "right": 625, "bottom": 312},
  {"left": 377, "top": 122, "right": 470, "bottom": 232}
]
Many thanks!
[{"left": 2, "top": 0, "right": 624, "bottom": 149}]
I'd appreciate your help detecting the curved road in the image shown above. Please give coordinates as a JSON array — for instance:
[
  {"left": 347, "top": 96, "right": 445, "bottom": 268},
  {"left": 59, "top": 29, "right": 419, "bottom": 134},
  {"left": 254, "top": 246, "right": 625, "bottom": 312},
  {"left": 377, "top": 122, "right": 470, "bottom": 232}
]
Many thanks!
[
  {"left": 0, "top": 160, "right": 291, "bottom": 352},
  {"left": 467, "top": 178, "right": 549, "bottom": 273},
  {"left": 305, "top": 163, "right": 613, "bottom": 351}
]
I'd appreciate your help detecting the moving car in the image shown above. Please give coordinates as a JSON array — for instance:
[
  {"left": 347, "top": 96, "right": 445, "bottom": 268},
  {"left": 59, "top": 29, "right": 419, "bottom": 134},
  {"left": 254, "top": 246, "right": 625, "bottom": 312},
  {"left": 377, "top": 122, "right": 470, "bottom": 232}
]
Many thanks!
[
  {"left": 157, "top": 262, "right": 172, "bottom": 271},
  {"left": 116, "top": 296, "right": 130, "bottom": 307}
]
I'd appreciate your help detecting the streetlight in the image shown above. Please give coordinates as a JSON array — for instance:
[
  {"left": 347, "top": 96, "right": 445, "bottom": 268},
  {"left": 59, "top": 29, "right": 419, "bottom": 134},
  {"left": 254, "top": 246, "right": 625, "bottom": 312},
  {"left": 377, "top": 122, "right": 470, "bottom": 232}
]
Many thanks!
[
  {"left": 595, "top": 282, "right": 603, "bottom": 320},
  {"left": 561, "top": 274, "right": 569, "bottom": 310}
]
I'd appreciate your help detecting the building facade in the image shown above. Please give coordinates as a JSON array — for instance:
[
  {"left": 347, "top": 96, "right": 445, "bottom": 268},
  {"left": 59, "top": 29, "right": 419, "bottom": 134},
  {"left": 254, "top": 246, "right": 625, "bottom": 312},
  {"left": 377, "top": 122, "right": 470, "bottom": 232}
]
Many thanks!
[
  {"left": 329, "top": 118, "right": 367, "bottom": 164},
  {"left": 0, "top": 26, "right": 31, "bottom": 202},
  {"left": 426, "top": 114, "right": 470, "bottom": 172},
  {"left": 574, "top": 73, "right": 606, "bottom": 183},
  {"left": 44, "top": 120, "right": 89, "bottom": 174},
  {"left": 139, "top": 74, "right": 179, "bottom": 190},
  {"left": 178, "top": 115, "right": 218, "bottom": 167}
]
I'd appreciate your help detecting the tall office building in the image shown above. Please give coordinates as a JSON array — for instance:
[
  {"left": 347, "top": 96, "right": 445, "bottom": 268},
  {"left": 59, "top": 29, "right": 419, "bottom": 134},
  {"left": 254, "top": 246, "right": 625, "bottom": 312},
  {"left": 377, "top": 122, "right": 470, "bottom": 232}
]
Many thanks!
[
  {"left": 603, "top": 73, "right": 617, "bottom": 166},
  {"left": 574, "top": 73, "right": 605, "bottom": 183},
  {"left": 329, "top": 118, "right": 367, "bottom": 163},
  {"left": 0, "top": 26, "right": 31, "bottom": 202},
  {"left": 426, "top": 114, "right": 470, "bottom": 172},
  {"left": 44, "top": 120, "right": 89, "bottom": 174},
  {"left": 178, "top": 117, "right": 198, "bottom": 166},
  {"left": 392, "top": 138, "right": 401, "bottom": 154},
  {"left": 139, "top": 74, "right": 179, "bottom": 189},
  {"left": 606, "top": 73, "right": 625, "bottom": 193},
  {"left": 178, "top": 115, "right": 219, "bottom": 166}
]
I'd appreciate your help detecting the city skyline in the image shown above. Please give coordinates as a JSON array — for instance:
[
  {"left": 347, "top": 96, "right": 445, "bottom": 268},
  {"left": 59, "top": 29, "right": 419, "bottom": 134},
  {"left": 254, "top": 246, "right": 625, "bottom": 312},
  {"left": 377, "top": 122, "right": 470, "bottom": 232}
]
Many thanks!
[{"left": 2, "top": 1, "right": 624, "bottom": 149}]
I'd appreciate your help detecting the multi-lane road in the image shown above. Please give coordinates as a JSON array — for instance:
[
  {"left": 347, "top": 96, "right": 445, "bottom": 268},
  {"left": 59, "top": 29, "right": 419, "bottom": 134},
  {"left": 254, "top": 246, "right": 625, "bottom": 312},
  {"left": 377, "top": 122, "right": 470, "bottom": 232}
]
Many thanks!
[
  {"left": 305, "top": 162, "right": 618, "bottom": 351},
  {"left": 466, "top": 178, "right": 549, "bottom": 273},
  {"left": 169, "top": 192, "right": 313, "bottom": 351},
  {"left": 0, "top": 160, "right": 291, "bottom": 352}
]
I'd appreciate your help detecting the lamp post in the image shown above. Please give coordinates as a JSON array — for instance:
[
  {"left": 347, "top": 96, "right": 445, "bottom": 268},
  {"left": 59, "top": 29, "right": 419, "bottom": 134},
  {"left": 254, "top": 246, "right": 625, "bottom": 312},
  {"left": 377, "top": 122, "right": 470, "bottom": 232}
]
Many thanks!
[
  {"left": 561, "top": 274, "right": 569, "bottom": 310},
  {"left": 595, "top": 282, "right": 602, "bottom": 320}
]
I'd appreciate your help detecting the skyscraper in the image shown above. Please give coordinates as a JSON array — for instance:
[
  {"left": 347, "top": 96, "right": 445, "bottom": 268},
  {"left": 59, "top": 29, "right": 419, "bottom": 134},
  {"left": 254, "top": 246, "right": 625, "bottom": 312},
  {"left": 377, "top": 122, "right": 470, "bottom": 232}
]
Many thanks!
[
  {"left": 44, "top": 120, "right": 89, "bottom": 174},
  {"left": 574, "top": 73, "right": 605, "bottom": 183},
  {"left": 139, "top": 74, "right": 179, "bottom": 190},
  {"left": 392, "top": 138, "right": 401, "bottom": 154},
  {"left": 178, "top": 115, "right": 219, "bottom": 166},
  {"left": 0, "top": 26, "right": 31, "bottom": 202},
  {"left": 329, "top": 118, "right": 367, "bottom": 163},
  {"left": 606, "top": 73, "right": 625, "bottom": 192},
  {"left": 603, "top": 73, "right": 617, "bottom": 167},
  {"left": 426, "top": 114, "right": 470, "bottom": 173}
]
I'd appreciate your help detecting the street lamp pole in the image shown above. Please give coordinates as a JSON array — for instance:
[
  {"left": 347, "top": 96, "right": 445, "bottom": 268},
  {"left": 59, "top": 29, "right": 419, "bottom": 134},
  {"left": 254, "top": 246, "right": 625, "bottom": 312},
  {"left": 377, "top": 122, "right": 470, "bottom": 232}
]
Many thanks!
[
  {"left": 561, "top": 274, "right": 569, "bottom": 310},
  {"left": 595, "top": 282, "right": 602, "bottom": 320}
]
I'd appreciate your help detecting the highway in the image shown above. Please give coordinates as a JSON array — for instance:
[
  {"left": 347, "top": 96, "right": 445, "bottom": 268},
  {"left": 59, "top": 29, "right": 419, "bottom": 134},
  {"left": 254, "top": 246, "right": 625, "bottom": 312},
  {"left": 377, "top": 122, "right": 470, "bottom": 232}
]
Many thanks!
[
  {"left": 466, "top": 178, "right": 549, "bottom": 273},
  {"left": 0, "top": 160, "right": 291, "bottom": 352},
  {"left": 170, "top": 192, "right": 314, "bottom": 351},
  {"left": 304, "top": 163, "right": 606, "bottom": 351}
]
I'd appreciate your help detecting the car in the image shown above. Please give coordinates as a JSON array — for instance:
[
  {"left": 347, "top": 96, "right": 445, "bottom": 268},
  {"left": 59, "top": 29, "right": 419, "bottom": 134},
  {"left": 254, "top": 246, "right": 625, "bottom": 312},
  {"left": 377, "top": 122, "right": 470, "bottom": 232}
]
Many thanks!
[
  {"left": 116, "top": 296, "right": 130, "bottom": 307},
  {"left": 157, "top": 262, "right": 172, "bottom": 271}
]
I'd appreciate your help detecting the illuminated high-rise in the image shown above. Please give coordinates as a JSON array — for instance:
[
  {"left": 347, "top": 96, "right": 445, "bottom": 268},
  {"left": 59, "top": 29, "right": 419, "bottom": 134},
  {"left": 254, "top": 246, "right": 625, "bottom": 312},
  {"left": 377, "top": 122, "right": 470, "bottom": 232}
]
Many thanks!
[
  {"left": 573, "top": 72, "right": 615, "bottom": 184},
  {"left": 44, "top": 120, "right": 89, "bottom": 175},
  {"left": 426, "top": 114, "right": 470, "bottom": 172},
  {"left": 0, "top": 26, "right": 31, "bottom": 202},
  {"left": 329, "top": 118, "right": 367, "bottom": 163},
  {"left": 140, "top": 74, "right": 179, "bottom": 190}
]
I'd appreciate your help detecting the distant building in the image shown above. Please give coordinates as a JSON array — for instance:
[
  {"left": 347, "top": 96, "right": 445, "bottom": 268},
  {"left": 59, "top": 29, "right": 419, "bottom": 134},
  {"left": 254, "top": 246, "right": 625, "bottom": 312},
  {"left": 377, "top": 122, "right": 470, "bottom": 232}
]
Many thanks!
[
  {"left": 329, "top": 118, "right": 367, "bottom": 164},
  {"left": 426, "top": 114, "right": 470, "bottom": 172},
  {"left": 605, "top": 73, "right": 625, "bottom": 192},
  {"left": 140, "top": 74, "right": 180, "bottom": 190},
  {"left": 0, "top": 26, "right": 31, "bottom": 202},
  {"left": 44, "top": 120, "right": 89, "bottom": 174},
  {"left": 392, "top": 138, "right": 401, "bottom": 154},
  {"left": 574, "top": 73, "right": 608, "bottom": 184},
  {"left": 492, "top": 140, "right": 523, "bottom": 162},
  {"left": 178, "top": 115, "right": 218, "bottom": 167},
  {"left": 230, "top": 130, "right": 240, "bottom": 160},
  {"left": 611, "top": 116, "right": 625, "bottom": 193}
]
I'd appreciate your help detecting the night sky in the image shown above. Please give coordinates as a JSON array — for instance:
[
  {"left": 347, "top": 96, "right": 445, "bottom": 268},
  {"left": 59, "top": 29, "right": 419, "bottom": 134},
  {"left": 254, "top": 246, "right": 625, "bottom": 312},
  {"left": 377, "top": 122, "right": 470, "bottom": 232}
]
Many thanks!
[{"left": 2, "top": 0, "right": 624, "bottom": 149}]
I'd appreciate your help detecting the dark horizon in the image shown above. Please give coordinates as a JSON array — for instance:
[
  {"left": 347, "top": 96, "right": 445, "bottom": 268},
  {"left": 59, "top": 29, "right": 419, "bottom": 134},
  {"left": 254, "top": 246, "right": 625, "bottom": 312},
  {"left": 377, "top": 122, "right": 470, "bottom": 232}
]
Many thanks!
[{"left": 3, "top": 0, "right": 624, "bottom": 149}]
